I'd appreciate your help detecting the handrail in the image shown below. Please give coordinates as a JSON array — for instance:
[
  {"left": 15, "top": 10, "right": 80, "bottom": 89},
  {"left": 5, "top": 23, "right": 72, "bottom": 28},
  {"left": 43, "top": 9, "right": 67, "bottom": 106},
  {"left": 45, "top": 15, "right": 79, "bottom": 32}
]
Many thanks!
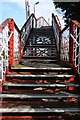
[
  {"left": 52, "top": 13, "right": 80, "bottom": 74},
  {"left": 52, "top": 13, "right": 61, "bottom": 32},
  {"left": 72, "top": 20, "right": 80, "bottom": 28},
  {"left": 0, "top": 18, "right": 21, "bottom": 83},
  {"left": 59, "top": 20, "right": 80, "bottom": 74},
  {"left": 55, "top": 15, "right": 62, "bottom": 30},
  {"left": 0, "top": 14, "right": 37, "bottom": 83},
  {"left": 52, "top": 13, "right": 61, "bottom": 57},
  {"left": 0, "top": 19, "right": 11, "bottom": 82},
  {"left": 21, "top": 14, "right": 37, "bottom": 31},
  {"left": 37, "top": 16, "right": 49, "bottom": 28},
  {"left": 21, "top": 13, "right": 37, "bottom": 50}
]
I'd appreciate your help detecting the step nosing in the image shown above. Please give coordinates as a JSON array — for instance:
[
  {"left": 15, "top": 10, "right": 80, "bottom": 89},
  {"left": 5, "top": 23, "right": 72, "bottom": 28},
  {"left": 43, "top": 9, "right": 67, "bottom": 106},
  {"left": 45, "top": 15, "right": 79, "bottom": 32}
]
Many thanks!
[
  {"left": 3, "top": 83, "right": 79, "bottom": 87},
  {"left": 11, "top": 67, "right": 71, "bottom": 70},
  {"left": 1, "top": 93, "right": 79, "bottom": 98},
  {"left": 1, "top": 107, "right": 80, "bottom": 113},
  {"left": 6, "top": 74, "right": 74, "bottom": 77}
]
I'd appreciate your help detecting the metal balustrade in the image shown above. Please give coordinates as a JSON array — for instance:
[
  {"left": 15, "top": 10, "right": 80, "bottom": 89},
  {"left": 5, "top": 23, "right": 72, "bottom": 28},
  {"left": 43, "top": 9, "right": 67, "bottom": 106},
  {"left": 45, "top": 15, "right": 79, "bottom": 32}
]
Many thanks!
[
  {"left": 0, "top": 19, "right": 21, "bottom": 82},
  {"left": 60, "top": 21, "right": 80, "bottom": 74},
  {"left": 52, "top": 13, "right": 80, "bottom": 74},
  {"left": 14, "top": 27, "right": 20, "bottom": 60},
  {"left": 70, "top": 21, "right": 80, "bottom": 73},
  {"left": 0, "top": 24, "right": 10, "bottom": 82},
  {"left": 52, "top": 13, "right": 60, "bottom": 55},
  {"left": 60, "top": 26, "right": 69, "bottom": 61},
  {"left": 21, "top": 14, "right": 37, "bottom": 50}
]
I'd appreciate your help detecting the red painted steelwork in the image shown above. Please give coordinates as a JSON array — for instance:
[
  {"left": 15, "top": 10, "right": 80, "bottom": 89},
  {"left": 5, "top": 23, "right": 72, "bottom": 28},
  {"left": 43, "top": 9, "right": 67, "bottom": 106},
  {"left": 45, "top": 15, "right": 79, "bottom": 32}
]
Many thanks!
[
  {"left": 0, "top": 18, "right": 21, "bottom": 68},
  {"left": 52, "top": 13, "right": 61, "bottom": 32},
  {"left": 8, "top": 19, "right": 14, "bottom": 66},
  {"left": 72, "top": 20, "right": 80, "bottom": 28},
  {"left": 69, "top": 22, "right": 74, "bottom": 63},
  {"left": 0, "top": 18, "right": 22, "bottom": 86},
  {"left": 55, "top": 15, "right": 62, "bottom": 30},
  {"left": 59, "top": 20, "right": 80, "bottom": 75}
]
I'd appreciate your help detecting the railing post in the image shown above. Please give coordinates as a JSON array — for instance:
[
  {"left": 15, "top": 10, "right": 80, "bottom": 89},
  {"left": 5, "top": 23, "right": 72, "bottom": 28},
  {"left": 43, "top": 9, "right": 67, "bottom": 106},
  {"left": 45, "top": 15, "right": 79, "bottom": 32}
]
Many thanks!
[
  {"left": 32, "top": 15, "right": 34, "bottom": 28},
  {"left": 19, "top": 35, "right": 23, "bottom": 59},
  {"left": 59, "top": 33, "right": 61, "bottom": 60},
  {"left": 8, "top": 19, "right": 14, "bottom": 67},
  {"left": 69, "top": 22, "right": 74, "bottom": 63}
]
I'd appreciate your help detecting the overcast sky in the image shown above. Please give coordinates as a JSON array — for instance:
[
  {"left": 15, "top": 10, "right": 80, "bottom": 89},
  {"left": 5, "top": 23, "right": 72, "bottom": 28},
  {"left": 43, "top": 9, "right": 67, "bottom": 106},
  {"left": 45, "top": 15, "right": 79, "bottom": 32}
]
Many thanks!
[{"left": 0, "top": 0, "right": 64, "bottom": 29}]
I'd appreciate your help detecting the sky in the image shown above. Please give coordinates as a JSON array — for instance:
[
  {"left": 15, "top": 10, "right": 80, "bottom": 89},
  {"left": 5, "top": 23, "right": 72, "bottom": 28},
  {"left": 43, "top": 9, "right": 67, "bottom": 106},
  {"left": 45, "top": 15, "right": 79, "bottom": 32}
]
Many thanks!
[{"left": 0, "top": 0, "right": 65, "bottom": 29}]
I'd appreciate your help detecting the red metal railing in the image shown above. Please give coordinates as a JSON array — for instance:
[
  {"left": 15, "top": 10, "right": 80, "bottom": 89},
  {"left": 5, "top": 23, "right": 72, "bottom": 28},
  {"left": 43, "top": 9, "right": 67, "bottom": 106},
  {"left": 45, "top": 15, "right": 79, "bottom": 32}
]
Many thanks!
[
  {"left": 0, "top": 18, "right": 21, "bottom": 83},
  {"left": 37, "top": 16, "right": 49, "bottom": 28},
  {"left": 59, "top": 20, "right": 80, "bottom": 74},
  {"left": 52, "top": 13, "right": 80, "bottom": 74}
]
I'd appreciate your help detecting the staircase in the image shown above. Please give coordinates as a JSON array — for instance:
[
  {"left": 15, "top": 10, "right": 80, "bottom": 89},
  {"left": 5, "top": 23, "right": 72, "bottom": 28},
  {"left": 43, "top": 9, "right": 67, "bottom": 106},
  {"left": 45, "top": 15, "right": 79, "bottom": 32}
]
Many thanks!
[{"left": 1, "top": 26, "right": 80, "bottom": 120}]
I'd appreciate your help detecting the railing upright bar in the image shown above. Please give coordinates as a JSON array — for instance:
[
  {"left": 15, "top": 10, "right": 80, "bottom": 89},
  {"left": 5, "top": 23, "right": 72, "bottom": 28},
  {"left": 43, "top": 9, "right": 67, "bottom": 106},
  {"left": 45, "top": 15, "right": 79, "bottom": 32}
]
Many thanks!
[
  {"left": 52, "top": 13, "right": 61, "bottom": 58},
  {"left": 21, "top": 14, "right": 37, "bottom": 51},
  {"left": 69, "top": 22, "right": 74, "bottom": 63},
  {"left": 8, "top": 19, "right": 14, "bottom": 66}
]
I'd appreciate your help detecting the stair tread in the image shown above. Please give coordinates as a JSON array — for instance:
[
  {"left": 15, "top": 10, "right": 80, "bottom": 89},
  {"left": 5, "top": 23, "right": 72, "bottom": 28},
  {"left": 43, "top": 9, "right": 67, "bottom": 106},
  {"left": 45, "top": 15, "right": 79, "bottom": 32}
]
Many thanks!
[
  {"left": 25, "top": 45, "right": 56, "bottom": 48},
  {"left": 6, "top": 74, "right": 74, "bottom": 78},
  {"left": 3, "top": 82, "right": 79, "bottom": 87},
  {"left": 22, "top": 56, "right": 57, "bottom": 59},
  {"left": 1, "top": 92, "right": 79, "bottom": 98},
  {"left": 11, "top": 66, "right": 71, "bottom": 70},
  {"left": 1, "top": 107, "right": 80, "bottom": 113},
  {"left": 14, "top": 63, "right": 61, "bottom": 68},
  {"left": 21, "top": 59, "right": 57, "bottom": 62}
]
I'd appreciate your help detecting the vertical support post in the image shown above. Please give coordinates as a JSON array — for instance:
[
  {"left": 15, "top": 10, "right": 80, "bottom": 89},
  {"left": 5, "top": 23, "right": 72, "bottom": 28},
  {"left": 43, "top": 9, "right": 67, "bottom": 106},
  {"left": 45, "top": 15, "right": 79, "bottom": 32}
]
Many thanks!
[
  {"left": 59, "top": 33, "right": 61, "bottom": 60},
  {"left": 32, "top": 15, "right": 34, "bottom": 29},
  {"left": 8, "top": 19, "right": 14, "bottom": 67},
  {"left": 19, "top": 35, "right": 23, "bottom": 60},
  {"left": 35, "top": 18, "right": 37, "bottom": 28},
  {"left": 69, "top": 22, "right": 74, "bottom": 63}
]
